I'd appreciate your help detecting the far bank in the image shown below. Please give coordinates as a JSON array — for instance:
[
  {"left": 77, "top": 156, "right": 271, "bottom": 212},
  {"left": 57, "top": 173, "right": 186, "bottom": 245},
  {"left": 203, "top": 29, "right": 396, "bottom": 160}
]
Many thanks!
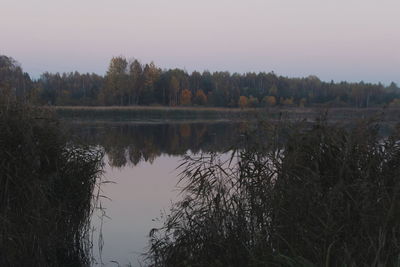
[{"left": 51, "top": 106, "right": 400, "bottom": 123}]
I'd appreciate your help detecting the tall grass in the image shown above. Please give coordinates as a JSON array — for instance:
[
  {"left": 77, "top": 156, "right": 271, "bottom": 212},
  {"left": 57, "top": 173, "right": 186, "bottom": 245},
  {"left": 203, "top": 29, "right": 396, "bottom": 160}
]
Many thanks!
[
  {"left": 0, "top": 101, "right": 104, "bottom": 266},
  {"left": 147, "top": 118, "right": 400, "bottom": 266}
]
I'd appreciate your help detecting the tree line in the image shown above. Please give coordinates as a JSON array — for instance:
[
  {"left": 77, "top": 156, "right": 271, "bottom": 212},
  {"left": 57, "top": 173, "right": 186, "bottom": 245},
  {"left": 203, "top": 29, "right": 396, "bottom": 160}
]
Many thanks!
[{"left": 1, "top": 54, "right": 400, "bottom": 108}]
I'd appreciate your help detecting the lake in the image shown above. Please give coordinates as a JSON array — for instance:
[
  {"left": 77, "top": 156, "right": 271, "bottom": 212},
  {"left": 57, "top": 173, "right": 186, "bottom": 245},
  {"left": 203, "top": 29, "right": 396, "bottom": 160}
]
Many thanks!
[
  {"left": 69, "top": 121, "right": 243, "bottom": 266},
  {"left": 67, "top": 114, "right": 398, "bottom": 267}
]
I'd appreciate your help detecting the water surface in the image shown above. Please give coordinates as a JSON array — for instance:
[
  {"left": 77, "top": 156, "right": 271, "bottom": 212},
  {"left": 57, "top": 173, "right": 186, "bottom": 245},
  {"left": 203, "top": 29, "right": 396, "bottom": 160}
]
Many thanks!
[{"left": 71, "top": 121, "right": 242, "bottom": 266}]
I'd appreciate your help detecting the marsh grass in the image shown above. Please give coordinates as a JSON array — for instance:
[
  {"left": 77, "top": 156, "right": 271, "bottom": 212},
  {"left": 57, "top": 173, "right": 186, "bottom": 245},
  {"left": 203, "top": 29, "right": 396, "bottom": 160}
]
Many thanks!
[
  {"left": 0, "top": 101, "right": 104, "bottom": 266},
  {"left": 147, "top": 117, "right": 400, "bottom": 267}
]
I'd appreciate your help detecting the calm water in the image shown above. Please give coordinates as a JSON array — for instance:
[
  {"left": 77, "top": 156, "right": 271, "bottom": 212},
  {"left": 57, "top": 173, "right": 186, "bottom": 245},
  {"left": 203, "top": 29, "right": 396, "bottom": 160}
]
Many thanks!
[
  {"left": 68, "top": 118, "right": 397, "bottom": 266},
  {"left": 70, "top": 121, "right": 243, "bottom": 266}
]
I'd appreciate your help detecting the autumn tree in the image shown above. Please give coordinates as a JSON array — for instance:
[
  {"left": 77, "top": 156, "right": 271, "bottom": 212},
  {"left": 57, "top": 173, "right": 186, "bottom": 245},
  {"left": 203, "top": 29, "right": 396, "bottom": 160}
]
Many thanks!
[
  {"left": 281, "top": 97, "right": 294, "bottom": 106},
  {"left": 263, "top": 95, "right": 276, "bottom": 106},
  {"left": 3, "top": 53, "right": 400, "bottom": 108},
  {"left": 180, "top": 89, "right": 192, "bottom": 106},
  {"left": 194, "top": 90, "right": 207, "bottom": 105},
  {"left": 238, "top": 96, "right": 248, "bottom": 109},
  {"left": 128, "top": 59, "right": 143, "bottom": 105},
  {"left": 140, "top": 62, "right": 160, "bottom": 105},
  {"left": 101, "top": 57, "right": 128, "bottom": 105},
  {"left": 169, "top": 76, "right": 179, "bottom": 106},
  {"left": 268, "top": 85, "right": 278, "bottom": 96}
]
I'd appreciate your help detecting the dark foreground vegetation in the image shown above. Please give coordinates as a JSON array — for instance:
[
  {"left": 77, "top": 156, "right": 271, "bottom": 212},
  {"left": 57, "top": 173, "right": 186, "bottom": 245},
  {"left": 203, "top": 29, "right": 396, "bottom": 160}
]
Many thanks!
[
  {"left": 147, "top": 118, "right": 400, "bottom": 266},
  {"left": 2, "top": 54, "right": 400, "bottom": 108},
  {"left": 0, "top": 101, "right": 103, "bottom": 266}
]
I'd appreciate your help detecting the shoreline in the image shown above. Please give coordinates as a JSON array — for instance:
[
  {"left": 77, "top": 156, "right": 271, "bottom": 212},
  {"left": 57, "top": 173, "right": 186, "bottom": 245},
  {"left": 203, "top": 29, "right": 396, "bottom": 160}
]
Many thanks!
[{"left": 50, "top": 106, "right": 400, "bottom": 123}]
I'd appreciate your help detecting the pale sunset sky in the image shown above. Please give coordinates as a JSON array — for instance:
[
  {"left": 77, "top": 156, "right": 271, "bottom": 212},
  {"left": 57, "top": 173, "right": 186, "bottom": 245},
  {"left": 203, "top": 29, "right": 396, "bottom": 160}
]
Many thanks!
[{"left": 1, "top": 0, "right": 399, "bottom": 84}]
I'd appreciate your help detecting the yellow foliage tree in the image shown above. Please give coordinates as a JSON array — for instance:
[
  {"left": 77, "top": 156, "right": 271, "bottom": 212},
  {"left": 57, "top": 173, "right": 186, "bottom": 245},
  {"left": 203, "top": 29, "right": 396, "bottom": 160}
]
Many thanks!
[
  {"left": 180, "top": 89, "right": 192, "bottom": 106},
  {"left": 269, "top": 85, "right": 278, "bottom": 96},
  {"left": 282, "top": 97, "right": 294, "bottom": 106},
  {"left": 238, "top": 96, "right": 249, "bottom": 109},
  {"left": 263, "top": 95, "right": 277, "bottom": 106}
]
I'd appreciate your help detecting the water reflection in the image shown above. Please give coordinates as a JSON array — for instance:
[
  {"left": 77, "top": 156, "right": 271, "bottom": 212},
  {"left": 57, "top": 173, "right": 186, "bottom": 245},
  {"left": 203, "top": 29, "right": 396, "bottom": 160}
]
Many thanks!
[
  {"left": 72, "top": 121, "right": 244, "bottom": 167},
  {"left": 68, "top": 119, "right": 397, "bottom": 266},
  {"left": 69, "top": 121, "right": 244, "bottom": 266}
]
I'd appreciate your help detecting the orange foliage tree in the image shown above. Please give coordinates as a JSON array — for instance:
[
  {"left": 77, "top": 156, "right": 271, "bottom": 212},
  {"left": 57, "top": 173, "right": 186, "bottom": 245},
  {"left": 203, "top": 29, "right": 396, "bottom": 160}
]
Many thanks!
[
  {"left": 263, "top": 95, "right": 277, "bottom": 106},
  {"left": 238, "top": 96, "right": 248, "bottom": 109},
  {"left": 180, "top": 89, "right": 192, "bottom": 106},
  {"left": 194, "top": 90, "right": 207, "bottom": 105}
]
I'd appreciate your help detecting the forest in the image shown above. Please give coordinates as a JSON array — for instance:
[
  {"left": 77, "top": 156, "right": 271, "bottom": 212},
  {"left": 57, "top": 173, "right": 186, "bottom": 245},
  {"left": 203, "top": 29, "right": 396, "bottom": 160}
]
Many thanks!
[{"left": 1, "top": 54, "right": 400, "bottom": 108}]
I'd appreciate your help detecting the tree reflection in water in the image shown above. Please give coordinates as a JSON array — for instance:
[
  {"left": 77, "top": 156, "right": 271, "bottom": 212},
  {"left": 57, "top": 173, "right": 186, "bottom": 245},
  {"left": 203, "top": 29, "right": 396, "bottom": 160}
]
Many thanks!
[{"left": 71, "top": 121, "right": 246, "bottom": 168}]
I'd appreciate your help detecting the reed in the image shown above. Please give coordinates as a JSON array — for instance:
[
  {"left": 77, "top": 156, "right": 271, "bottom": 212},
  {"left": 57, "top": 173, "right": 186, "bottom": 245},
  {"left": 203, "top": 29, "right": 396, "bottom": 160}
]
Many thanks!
[
  {"left": 0, "top": 101, "right": 104, "bottom": 266},
  {"left": 147, "top": 117, "right": 400, "bottom": 266}
]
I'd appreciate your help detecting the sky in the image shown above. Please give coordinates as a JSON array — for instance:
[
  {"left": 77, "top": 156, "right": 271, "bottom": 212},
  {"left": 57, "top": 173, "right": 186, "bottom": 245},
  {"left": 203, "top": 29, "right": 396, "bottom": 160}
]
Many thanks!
[{"left": 1, "top": 0, "right": 399, "bottom": 84}]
